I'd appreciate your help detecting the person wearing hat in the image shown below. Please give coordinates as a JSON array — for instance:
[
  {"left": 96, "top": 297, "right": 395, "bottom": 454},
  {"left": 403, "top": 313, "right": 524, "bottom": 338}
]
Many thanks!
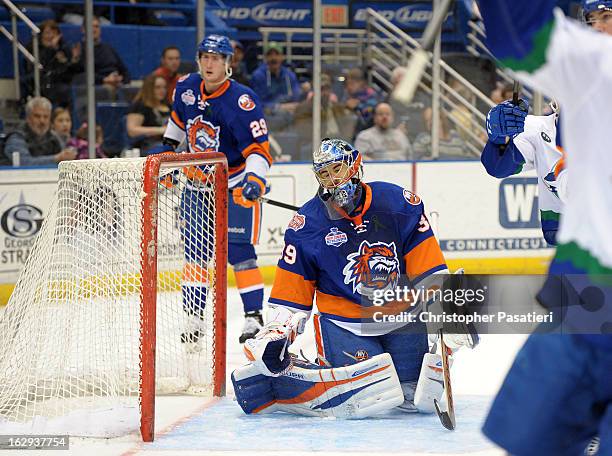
[
  {"left": 230, "top": 40, "right": 250, "bottom": 87},
  {"left": 250, "top": 42, "right": 301, "bottom": 130}
]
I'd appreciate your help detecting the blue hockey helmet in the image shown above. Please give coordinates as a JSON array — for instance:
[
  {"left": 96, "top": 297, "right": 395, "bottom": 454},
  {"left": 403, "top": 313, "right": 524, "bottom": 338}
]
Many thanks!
[
  {"left": 197, "top": 35, "right": 234, "bottom": 58},
  {"left": 313, "top": 138, "right": 363, "bottom": 219},
  {"left": 581, "top": 0, "right": 612, "bottom": 22}
]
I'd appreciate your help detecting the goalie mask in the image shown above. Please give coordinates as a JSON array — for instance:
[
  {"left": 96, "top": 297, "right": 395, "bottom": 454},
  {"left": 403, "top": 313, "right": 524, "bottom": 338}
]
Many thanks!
[{"left": 313, "top": 138, "right": 363, "bottom": 220}]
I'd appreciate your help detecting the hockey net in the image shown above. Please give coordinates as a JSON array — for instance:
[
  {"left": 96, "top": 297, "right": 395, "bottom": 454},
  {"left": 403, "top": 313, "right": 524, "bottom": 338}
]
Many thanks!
[{"left": 0, "top": 153, "right": 228, "bottom": 441}]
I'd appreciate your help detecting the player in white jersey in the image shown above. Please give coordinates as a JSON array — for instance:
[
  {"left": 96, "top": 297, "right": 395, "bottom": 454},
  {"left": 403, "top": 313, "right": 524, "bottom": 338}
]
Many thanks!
[
  {"left": 478, "top": 1, "right": 612, "bottom": 454},
  {"left": 482, "top": 101, "right": 564, "bottom": 244}
]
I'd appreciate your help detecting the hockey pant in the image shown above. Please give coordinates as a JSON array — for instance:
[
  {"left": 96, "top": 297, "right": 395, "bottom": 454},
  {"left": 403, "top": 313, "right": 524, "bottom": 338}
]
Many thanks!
[
  {"left": 483, "top": 332, "right": 612, "bottom": 456},
  {"left": 313, "top": 313, "right": 428, "bottom": 383},
  {"left": 180, "top": 186, "right": 264, "bottom": 319}
]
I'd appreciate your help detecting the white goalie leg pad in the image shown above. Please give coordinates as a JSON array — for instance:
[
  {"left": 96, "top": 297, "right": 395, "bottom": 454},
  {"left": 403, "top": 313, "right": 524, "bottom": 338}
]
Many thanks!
[
  {"left": 233, "top": 353, "right": 404, "bottom": 418},
  {"left": 414, "top": 352, "right": 453, "bottom": 414},
  {"left": 280, "top": 353, "right": 404, "bottom": 418}
]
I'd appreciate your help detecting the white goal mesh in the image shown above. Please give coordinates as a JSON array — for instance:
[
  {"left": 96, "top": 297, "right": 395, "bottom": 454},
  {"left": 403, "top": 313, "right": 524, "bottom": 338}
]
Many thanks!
[{"left": 0, "top": 154, "right": 227, "bottom": 440}]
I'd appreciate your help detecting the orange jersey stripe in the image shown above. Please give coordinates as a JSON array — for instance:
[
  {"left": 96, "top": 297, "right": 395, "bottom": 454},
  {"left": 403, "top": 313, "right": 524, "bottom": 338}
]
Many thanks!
[
  {"left": 183, "top": 263, "right": 209, "bottom": 284},
  {"left": 234, "top": 268, "right": 263, "bottom": 290},
  {"left": 269, "top": 268, "right": 315, "bottom": 308},
  {"left": 171, "top": 111, "right": 185, "bottom": 130},
  {"left": 404, "top": 236, "right": 446, "bottom": 282},
  {"left": 252, "top": 201, "right": 261, "bottom": 244},
  {"left": 242, "top": 141, "right": 273, "bottom": 165},
  {"left": 316, "top": 291, "right": 414, "bottom": 320}
]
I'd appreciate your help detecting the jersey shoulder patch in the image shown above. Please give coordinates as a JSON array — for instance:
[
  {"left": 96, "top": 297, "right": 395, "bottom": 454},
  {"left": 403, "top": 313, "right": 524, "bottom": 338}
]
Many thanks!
[
  {"left": 368, "top": 181, "right": 424, "bottom": 215},
  {"left": 175, "top": 73, "right": 201, "bottom": 92}
]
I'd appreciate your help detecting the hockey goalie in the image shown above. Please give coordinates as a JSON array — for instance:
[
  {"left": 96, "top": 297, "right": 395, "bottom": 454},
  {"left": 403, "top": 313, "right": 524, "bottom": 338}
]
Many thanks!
[{"left": 231, "top": 138, "right": 478, "bottom": 419}]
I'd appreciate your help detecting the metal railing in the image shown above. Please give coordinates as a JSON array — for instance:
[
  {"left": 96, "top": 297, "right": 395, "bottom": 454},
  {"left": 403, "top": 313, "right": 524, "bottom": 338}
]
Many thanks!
[
  {"left": 258, "top": 27, "right": 367, "bottom": 69},
  {"left": 365, "top": 7, "right": 494, "bottom": 158},
  {"left": 0, "top": 0, "right": 42, "bottom": 100}
]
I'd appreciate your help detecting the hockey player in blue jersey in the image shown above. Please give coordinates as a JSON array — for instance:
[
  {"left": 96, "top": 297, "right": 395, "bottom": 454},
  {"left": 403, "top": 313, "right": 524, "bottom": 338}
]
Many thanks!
[
  {"left": 161, "top": 34, "right": 274, "bottom": 343},
  {"left": 482, "top": 99, "right": 564, "bottom": 245},
  {"left": 476, "top": 0, "right": 612, "bottom": 454},
  {"left": 231, "top": 138, "right": 477, "bottom": 418}
]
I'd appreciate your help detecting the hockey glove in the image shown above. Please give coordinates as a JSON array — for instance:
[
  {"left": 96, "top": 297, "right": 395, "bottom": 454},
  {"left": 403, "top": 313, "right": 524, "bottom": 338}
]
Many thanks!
[
  {"left": 233, "top": 172, "right": 266, "bottom": 208},
  {"left": 243, "top": 311, "right": 307, "bottom": 377},
  {"left": 486, "top": 99, "right": 529, "bottom": 145}
]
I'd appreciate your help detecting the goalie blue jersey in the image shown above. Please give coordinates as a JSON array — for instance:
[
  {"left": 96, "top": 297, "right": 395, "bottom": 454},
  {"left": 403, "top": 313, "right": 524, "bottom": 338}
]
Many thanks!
[
  {"left": 269, "top": 181, "right": 448, "bottom": 335},
  {"left": 164, "top": 73, "right": 273, "bottom": 185}
]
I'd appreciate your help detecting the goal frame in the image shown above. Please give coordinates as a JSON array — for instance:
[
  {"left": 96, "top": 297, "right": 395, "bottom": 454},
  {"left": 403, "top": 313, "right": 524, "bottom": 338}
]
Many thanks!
[{"left": 140, "top": 152, "right": 228, "bottom": 442}]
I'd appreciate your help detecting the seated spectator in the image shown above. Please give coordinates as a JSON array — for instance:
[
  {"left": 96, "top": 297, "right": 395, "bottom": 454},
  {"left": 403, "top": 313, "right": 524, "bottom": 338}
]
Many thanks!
[
  {"left": 67, "top": 123, "right": 106, "bottom": 159},
  {"left": 341, "top": 68, "right": 380, "bottom": 139},
  {"left": 490, "top": 81, "right": 513, "bottom": 104},
  {"left": 355, "top": 103, "right": 413, "bottom": 161},
  {"left": 412, "top": 108, "right": 467, "bottom": 158},
  {"left": 294, "top": 73, "right": 355, "bottom": 156},
  {"left": 76, "top": 16, "right": 130, "bottom": 91},
  {"left": 386, "top": 66, "right": 431, "bottom": 141},
  {"left": 126, "top": 74, "right": 170, "bottom": 154},
  {"left": 250, "top": 42, "right": 301, "bottom": 130},
  {"left": 51, "top": 107, "right": 73, "bottom": 148},
  {"left": 230, "top": 40, "right": 250, "bottom": 87},
  {"left": 153, "top": 46, "right": 182, "bottom": 104},
  {"left": 25, "top": 20, "right": 81, "bottom": 108},
  {"left": 3, "top": 97, "right": 77, "bottom": 166}
]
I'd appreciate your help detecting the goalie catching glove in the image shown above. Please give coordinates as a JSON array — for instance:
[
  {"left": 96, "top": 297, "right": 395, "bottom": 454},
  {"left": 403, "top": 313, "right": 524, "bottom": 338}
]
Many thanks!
[{"left": 243, "top": 306, "right": 308, "bottom": 377}]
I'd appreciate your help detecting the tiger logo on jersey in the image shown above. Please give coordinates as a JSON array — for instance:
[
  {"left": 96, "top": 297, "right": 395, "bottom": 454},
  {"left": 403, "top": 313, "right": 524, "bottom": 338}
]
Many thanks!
[
  {"left": 187, "top": 116, "right": 220, "bottom": 153},
  {"left": 342, "top": 240, "right": 400, "bottom": 297}
]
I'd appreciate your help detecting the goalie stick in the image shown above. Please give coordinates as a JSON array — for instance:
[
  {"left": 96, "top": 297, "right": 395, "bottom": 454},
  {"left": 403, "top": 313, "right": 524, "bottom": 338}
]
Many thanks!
[
  {"left": 433, "top": 329, "right": 456, "bottom": 430},
  {"left": 392, "top": 0, "right": 453, "bottom": 104}
]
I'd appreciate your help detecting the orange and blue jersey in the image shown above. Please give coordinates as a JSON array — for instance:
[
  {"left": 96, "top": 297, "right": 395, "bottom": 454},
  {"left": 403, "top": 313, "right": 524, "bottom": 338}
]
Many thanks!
[
  {"left": 165, "top": 73, "right": 273, "bottom": 186},
  {"left": 269, "top": 181, "right": 447, "bottom": 335}
]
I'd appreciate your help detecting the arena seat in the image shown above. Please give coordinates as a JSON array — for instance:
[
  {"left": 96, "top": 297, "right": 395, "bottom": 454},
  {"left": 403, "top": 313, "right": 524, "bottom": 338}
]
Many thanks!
[{"left": 96, "top": 102, "right": 129, "bottom": 157}]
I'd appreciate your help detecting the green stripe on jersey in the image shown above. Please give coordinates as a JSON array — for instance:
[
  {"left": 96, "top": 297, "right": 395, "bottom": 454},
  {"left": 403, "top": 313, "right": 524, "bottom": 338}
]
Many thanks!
[
  {"left": 555, "top": 242, "right": 612, "bottom": 286},
  {"left": 500, "top": 20, "right": 554, "bottom": 73},
  {"left": 540, "top": 210, "right": 560, "bottom": 222}
]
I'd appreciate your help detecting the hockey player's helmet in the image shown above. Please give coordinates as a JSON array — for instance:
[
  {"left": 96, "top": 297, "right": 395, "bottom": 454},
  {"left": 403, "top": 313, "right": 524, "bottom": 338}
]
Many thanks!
[
  {"left": 197, "top": 35, "right": 234, "bottom": 58},
  {"left": 581, "top": 0, "right": 612, "bottom": 22},
  {"left": 313, "top": 138, "right": 363, "bottom": 219}
]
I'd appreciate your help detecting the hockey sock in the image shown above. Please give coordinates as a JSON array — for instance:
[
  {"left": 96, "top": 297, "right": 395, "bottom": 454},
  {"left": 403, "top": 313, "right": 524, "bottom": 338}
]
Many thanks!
[
  {"left": 182, "top": 262, "right": 208, "bottom": 318},
  {"left": 233, "top": 262, "right": 264, "bottom": 313}
]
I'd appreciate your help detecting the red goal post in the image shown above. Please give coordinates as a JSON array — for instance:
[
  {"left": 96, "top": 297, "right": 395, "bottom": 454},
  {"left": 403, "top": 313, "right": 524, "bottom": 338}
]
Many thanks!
[{"left": 141, "top": 152, "right": 228, "bottom": 441}]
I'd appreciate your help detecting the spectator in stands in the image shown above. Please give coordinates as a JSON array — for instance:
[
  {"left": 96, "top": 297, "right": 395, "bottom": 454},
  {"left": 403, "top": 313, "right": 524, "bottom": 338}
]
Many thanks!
[
  {"left": 76, "top": 16, "right": 130, "bottom": 90},
  {"left": 250, "top": 42, "right": 301, "bottom": 130},
  {"left": 114, "top": 0, "right": 164, "bottom": 26},
  {"left": 342, "top": 68, "right": 380, "bottom": 139},
  {"left": 294, "top": 73, "right": 354, "bottom": 159},
  {"left": 230, "top": 40, "right": 250, "bottom": 87},
  {"left": 126, "top": 75, "right": 170, "bottom": 154},
  {"left": 51, "top": 107, "right": 73, "bottom": 148},
  {"left": 67, "top": 123, "right": 106, "bottom": 159},
  {"left": 412, "top": 107, "right": 467, "bottom": 158},
  {"left": 354, "top": 103, "right": 413, "bottom": 161},
  {"left": 386, "top": 66, "right": 430, "bottom": 141},
  {"left": 490, "top": 81, "right": 513, "bottom": 104},
  {"left": 3, "top": 97, "right": 77, "bottom": 166},
  {"left": 25, "top": 20, "right": 81, "bottom": 108},
  {"left": 153, "top": 46, "right": 182, "bottom": 104}
]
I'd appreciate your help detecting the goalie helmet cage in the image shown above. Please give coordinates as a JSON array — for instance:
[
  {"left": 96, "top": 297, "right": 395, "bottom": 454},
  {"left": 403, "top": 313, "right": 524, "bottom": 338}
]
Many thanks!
[{"left": 0, "top": 153, "right": 228, "bottom": 442}]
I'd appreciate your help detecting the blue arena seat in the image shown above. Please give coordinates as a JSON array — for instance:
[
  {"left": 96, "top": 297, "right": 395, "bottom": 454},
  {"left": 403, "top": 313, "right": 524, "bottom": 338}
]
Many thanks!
[{"left": 96, "top": 102, "right": 129, "bottom": 157}]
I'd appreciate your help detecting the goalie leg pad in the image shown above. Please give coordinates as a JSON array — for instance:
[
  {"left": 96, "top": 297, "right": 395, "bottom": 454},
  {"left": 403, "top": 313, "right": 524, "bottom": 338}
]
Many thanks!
[
  {"left": 414, "top": 352, "right": 453, "bottom": 414},
  {"left": 232, "top": 353, "right": 404, "bottom": 418}
]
